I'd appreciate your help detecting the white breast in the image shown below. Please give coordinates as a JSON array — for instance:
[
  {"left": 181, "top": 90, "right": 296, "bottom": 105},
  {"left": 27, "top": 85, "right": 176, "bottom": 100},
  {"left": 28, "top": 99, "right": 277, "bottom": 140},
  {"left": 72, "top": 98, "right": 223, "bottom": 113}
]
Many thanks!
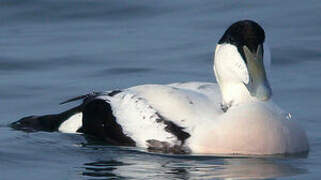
[{"left": 187, "top": 101, "right": 309, "bottom": 154}]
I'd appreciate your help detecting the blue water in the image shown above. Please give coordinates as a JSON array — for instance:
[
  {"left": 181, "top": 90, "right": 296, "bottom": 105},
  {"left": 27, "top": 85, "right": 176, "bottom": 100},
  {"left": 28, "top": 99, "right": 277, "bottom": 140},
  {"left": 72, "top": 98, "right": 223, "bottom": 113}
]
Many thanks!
[{"left": 1, "top": 0, "right": 321, "bottom": 179}]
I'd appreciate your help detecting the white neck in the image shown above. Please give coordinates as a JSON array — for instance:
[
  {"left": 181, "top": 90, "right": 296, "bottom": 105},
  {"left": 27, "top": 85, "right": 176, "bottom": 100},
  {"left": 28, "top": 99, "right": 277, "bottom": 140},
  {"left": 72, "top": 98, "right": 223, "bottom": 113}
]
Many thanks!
[
  {"left": 213, "top": 43, "right": 271, "bottom": 108},
  {"left": 216, "top": 79, "right": 253, "bottom": 107}
]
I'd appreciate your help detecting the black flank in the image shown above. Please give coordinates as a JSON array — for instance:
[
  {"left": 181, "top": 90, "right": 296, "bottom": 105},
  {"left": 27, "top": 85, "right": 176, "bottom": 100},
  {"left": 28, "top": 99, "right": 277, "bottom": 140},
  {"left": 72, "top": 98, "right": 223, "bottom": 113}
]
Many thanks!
[{"left": 81, "top": 99, "right": 135, "bottom": 146}]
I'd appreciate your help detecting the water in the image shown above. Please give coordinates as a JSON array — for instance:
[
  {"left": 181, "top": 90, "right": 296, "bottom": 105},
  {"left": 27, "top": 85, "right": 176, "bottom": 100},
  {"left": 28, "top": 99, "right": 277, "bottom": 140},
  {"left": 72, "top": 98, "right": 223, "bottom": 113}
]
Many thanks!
[{"left": 1, "top": 0, "right": 321, "bottom": 179}]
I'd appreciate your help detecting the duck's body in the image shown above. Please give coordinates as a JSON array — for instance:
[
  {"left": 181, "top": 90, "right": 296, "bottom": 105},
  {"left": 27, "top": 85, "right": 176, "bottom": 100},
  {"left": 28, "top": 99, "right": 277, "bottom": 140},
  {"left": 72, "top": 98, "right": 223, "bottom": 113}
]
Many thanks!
[
  {"left": 97, "top": 82, "right": 222, "bottom": 153},
  {"left": 12, "top": 20, "right": 309, "bottom": 155},
  {"left": 53, "top": 81, "right": 308, "bottom": 154}
]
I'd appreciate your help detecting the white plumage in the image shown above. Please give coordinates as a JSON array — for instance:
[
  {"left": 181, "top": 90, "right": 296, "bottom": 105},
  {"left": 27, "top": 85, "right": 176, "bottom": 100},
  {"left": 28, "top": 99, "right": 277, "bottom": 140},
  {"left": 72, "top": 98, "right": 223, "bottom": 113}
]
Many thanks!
[
  {"left": 57, "top": 20, "right": 309, "bottom": 155},
  {"left": 58, "top": 112, "right": 83, "bottom": 133}
]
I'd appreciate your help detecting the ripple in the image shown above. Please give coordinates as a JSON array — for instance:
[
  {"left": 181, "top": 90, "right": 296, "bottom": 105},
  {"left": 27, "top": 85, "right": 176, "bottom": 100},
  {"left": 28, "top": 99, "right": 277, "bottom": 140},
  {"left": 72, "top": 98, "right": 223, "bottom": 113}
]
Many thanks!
[{"left": 82, "top": 160, "right": 130, "bottom": 179}]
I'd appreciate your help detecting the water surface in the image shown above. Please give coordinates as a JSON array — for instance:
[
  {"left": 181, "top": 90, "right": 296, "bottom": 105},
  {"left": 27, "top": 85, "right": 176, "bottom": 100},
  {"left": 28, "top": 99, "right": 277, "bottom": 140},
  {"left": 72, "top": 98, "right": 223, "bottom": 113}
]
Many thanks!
[{"left": 1, "top": 0, "right": 321, "bottom": 179}]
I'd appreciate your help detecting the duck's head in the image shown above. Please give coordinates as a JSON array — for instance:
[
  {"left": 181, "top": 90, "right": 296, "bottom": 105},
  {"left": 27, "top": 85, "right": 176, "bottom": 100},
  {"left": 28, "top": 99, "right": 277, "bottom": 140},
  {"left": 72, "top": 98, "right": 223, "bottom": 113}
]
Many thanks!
[{"left": 214, "top": 20, "right": 272, "bottom": 109}]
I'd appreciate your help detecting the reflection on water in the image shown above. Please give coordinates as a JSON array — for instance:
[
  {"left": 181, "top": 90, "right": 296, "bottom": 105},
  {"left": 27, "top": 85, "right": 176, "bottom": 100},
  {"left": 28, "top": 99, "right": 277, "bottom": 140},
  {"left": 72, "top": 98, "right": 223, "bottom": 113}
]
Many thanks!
[
  {"left": 196, "top": 158, "right": 307, "bottom": 179},
  {"left": 80, "top": 149, "right": 308, "bottom": 180},
  {"left": 82, "top": 160, "right": 129, "bottom": 179},
  {"left": 1, "top": 0, "right": 320, "bottom": 179}
]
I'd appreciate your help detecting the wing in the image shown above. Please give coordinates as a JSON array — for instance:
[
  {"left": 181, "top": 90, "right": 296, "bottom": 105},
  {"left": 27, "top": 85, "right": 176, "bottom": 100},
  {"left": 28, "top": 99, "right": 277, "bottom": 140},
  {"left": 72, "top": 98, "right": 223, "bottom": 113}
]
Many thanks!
[
  {"left": 115, "top": 82, "right": 222, "bottom": 137},
  {"left": 100, "top": 82, "right": 222, "bottom": 152},
  {"left": 103, "top": 91, "right": 180, "bottom": 148}
]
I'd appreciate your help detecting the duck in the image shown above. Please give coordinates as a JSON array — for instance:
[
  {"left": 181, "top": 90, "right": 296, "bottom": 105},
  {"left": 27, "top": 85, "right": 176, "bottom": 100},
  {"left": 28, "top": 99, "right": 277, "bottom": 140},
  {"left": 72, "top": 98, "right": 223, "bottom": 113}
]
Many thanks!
[{"left": 12, "top": 20, "right": 309, "bottom": 155}]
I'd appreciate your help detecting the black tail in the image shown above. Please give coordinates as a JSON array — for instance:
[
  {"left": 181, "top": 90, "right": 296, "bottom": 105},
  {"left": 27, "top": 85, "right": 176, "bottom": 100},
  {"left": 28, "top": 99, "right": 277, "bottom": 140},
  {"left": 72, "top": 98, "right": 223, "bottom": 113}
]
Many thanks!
[
  {"left": 10, "top": 90, "right": 135, "bottom": 147},
  {"left": 10, "top": 105, "right": 83, "bottom": 132},
  {"left": 10, "top": 92, "right": 102, "bottom": 132}
]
